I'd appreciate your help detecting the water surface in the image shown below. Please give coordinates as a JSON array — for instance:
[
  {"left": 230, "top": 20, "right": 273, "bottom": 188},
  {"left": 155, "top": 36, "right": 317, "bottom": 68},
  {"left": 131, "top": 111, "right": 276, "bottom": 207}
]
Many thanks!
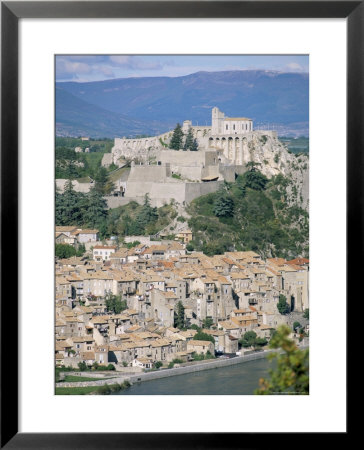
[{"left": 115, "top": 358, "right": 271, "bottom": 395}]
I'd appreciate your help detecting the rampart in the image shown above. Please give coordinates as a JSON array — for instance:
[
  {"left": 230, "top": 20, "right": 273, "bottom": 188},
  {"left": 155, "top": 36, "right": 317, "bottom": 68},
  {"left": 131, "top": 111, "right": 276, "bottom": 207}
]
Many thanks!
[
  {"left": 128, "top": 162, "right": 171, "bottom": 182},
  {"left": 124, "top": 179, "right": 223, "bottom": 207}
]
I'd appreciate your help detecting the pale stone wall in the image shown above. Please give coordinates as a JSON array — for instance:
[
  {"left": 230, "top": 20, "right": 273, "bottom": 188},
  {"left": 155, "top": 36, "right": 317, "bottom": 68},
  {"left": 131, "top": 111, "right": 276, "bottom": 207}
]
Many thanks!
[
  {"left": 105, "top": 196, "right": 141, "bottom": 209},
  {"left": 158, "top": 149, "right": 213, "bottom": 166},
  {"left": 101, "top": 153, "right": 113, "bottom": 167},
  {"left": 184, "top": 181, "right": 223, "bottom": 204},
  {"left": 56, "top": 179, "right": 93, "bottom": 193},
  {"left": 157, "top": 150, "right": 220, "bottom": 181},
  {"left": 178, "top": 166, "right": 204, "bottom": 181},
  {"left": 218, "top": 165, "right": 239, "bottom": 182},
  {"left": 149, "top": 182, "right": 187, "bottom": 206},
  {"left": 128, "top": 163, "right": 171, "bottom": 182},
  {"left": 124, "top": 236, "right": 161, "bottom": 245},
  {"left": 112, "top": 131, "right": 171, "bottom": 165},
  {"left": 123, "top": 179, "right": 222, "bottom": 208},
  {"left": 201, "top": 165, "right": 220, "bottom": 180}
]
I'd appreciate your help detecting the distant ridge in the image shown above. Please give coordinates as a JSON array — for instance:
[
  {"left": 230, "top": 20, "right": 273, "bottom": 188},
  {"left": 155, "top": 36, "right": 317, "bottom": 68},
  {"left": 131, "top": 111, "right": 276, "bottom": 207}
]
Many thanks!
[
  {"left": 55, "top": 88, "right": 165, "bottom": 138},
  {"left": 56, "top": 70, "right": 309, "bottom": 138}
]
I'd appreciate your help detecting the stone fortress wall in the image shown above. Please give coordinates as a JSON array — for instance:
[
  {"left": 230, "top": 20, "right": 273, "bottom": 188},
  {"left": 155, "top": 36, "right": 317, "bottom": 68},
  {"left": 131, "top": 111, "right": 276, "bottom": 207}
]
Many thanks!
[
  {"left": 73, "top": 107, "right": 300, "bottom": 208},
  {"left": 121, "top": 161, "right": 224, "bottom": 207}
]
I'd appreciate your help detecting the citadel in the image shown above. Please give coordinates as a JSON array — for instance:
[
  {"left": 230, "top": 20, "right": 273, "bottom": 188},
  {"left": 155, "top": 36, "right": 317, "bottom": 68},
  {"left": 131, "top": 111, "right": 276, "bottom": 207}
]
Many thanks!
[{"left": 58, "top": 107, "right": 296, "bottom": 208}]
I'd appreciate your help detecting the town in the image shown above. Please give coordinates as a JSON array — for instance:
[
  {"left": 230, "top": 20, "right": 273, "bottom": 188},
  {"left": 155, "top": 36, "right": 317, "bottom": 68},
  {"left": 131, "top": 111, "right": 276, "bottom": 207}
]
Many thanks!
[{"left": 55, "top": 226, "right": 309, "bottom": 373}]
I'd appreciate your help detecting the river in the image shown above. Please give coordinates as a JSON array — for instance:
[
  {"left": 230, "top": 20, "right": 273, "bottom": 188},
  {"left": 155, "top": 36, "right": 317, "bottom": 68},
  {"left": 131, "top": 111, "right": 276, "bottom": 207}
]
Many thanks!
[{"left": 113, "top": 358, "right": 271, "bottom": 395}]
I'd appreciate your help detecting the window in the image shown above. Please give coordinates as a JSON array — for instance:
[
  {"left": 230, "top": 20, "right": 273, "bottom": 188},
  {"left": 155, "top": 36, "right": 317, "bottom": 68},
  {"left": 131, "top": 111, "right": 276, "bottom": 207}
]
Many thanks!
[{"left": 226, "top": 124, "right": 228, "bottom": 130}]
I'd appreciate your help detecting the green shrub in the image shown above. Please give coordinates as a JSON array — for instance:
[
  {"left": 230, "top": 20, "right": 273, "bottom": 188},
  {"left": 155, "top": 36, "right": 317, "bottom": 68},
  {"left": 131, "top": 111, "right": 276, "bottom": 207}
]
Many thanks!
[
  {"left": 78, "top": 361, "right": 88, "bottom": 372},
  {"left": 98, "top": 384, "right": 111, "bottom": 395}
]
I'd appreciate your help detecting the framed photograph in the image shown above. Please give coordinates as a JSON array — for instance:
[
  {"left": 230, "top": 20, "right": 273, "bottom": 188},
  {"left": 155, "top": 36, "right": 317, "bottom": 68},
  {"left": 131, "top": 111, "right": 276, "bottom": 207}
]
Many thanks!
[{"left": 1, "top": 0, "right": 355, "bottom": 447}]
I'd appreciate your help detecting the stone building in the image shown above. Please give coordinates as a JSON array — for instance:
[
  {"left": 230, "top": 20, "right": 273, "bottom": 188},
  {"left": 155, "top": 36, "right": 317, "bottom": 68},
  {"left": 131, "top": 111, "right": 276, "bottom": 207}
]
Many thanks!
[{"left": 211, "top": 106, "right": 253, "bottom": 135}]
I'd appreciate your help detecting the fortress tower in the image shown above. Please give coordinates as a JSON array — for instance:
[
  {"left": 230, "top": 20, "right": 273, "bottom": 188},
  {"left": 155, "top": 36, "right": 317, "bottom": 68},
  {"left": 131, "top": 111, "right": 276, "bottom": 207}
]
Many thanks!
[
  {"left": 182, "top": 120, "right": 192, "bottom": 134},
  {"left": 212, "top": 107, "right": 225, "bottom": 134}
]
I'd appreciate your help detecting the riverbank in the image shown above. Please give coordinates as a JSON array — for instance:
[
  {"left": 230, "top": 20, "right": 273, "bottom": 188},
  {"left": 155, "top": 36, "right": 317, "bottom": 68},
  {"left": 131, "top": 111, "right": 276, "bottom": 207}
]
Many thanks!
[
  {"left": 55, "top": 380, "right": 131, "bottom": 395},
  {"left": 56, "top": 345, "right": 308, "bottom": 394},
  {"left": 128, "top": 348, "right": 274, "bottom": 385}
]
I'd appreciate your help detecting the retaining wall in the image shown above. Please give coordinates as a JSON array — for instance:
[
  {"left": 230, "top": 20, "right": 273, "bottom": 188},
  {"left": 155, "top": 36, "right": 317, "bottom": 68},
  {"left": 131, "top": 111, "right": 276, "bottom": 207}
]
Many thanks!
[
  {"left": 56, "top": 345, "right": 308, "bottom": 388},
  {"left": 127, "top": 348, "right": 292, "bottom": 384}
]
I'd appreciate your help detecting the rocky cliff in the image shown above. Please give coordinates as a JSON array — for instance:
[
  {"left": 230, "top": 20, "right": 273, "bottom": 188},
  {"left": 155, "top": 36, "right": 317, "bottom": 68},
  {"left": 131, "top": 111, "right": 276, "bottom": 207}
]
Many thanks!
[{"left": 239, "top": 133, "right": 309, "bottom": 211}]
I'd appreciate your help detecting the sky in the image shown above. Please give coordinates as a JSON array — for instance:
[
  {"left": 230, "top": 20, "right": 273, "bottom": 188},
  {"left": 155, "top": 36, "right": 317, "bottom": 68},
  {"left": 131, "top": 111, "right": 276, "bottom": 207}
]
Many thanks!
[{"left": 56, "top": 55, "right": 309, "bottom": 82}]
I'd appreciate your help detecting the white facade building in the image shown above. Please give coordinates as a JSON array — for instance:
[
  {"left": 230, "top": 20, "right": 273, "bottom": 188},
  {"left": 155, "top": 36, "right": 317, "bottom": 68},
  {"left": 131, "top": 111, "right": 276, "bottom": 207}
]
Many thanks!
[
  {"left": 93, "top": 245, "right": 116, "bottom": 261},
  {"left": 211, "top": 107, "right": 253, "bottom": 135}
]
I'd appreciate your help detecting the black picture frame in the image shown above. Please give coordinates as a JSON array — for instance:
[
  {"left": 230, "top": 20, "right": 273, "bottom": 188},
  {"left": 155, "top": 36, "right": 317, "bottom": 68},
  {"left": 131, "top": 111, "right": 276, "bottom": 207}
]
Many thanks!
[{"left": 1, "top": 1, "right": 355, "bottom": 448}]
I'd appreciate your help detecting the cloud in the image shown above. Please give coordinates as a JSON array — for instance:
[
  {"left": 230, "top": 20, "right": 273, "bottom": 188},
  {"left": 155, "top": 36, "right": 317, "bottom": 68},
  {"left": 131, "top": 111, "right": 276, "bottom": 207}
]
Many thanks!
[
  {"left": 108, "top": 55, "right": 163, "bottom": 70},
  {"left": 56, "top": 58, "right": 93, "bottom": 80},
  {"left": 56, "top": 55, "right": 168, "bottom": 81},
  {"left": 285, "top": 62, "right": 305, "bottom": 72}
]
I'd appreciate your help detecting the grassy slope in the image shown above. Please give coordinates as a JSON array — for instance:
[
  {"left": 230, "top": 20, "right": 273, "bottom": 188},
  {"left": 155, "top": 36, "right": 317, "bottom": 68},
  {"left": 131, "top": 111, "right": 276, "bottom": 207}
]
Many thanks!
[
  {"left": 55, "top": 386, "right": 101, "bottom": 395},
  {"left": 61, "top": 375, "right": 112, "bottom": 382}
]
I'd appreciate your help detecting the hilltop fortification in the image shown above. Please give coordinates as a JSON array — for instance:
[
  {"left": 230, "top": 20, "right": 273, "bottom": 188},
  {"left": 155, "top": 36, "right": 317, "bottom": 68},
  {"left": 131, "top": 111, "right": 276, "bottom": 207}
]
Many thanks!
[{"left": 103, "top": 107, "right": 308, "bottom": 209}]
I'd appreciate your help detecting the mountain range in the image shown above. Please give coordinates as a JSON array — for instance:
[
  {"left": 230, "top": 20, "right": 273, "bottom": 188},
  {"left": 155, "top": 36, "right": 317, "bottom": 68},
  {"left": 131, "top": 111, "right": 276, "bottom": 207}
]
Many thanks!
[{"left": 56, "top": 70, "right": 309, "bottom": 138}]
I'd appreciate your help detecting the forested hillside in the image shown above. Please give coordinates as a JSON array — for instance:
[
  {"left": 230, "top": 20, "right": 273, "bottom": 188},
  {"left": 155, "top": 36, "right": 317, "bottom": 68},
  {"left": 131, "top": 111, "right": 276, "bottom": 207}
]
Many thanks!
[{"left": 186, "top": 166, "right": 309, "bottom": 259}]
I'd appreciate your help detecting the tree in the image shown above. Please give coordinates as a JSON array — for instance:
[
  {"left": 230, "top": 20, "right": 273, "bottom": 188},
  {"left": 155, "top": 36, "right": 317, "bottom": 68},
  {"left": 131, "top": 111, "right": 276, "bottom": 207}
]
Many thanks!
[
  {"left": 255, "top": 325, "right": 309, "bottom": 395},
  {"left": 169, "top": 123, "right": 184, "bottom": 150},
  {"left": 255, "top": 337, "right": 268, "bottom": 348},
  {"left": 293, "top": 321, "right": 302, "bottom": 332},
  {"left": 213, "top": 190, "right": 234, "bottom": 218},
  {"left": 233, "top": 178, "right": 246, "bottom": 198},
  {"left": 154, "top": 361, "right": 163, "bottom": 369},
  {"left": 193, "top": 331, "right": 215, "bottom": 343},
  {"left": 186, "top": 242, "right": 195, "bottom": 252},
  {"left": 277, "top": 294, "right": 290, "bottom": 315},
  {"left": 303, "top": 308, "right": 309, "bottom": 320},
  {"left": 245, "top": 161, "right": 262, "bottom": 172},
  {"left": 78, "top": 361, "right": 87, "bottom": 371},
  {"left": 83, "top": 187, "right": 107, "bottom": 229},
  {"left": 239, "top": 331, "right": 258, "bottom": 348},
  {"left": 243, "top": 170, "right": 268, "bottom": 191},
  {"left": 203, "top": 317, "right": 214, "bottom": 329},
  {"left": 184, "top": 128, "right": 194, "bottom": 150},
  {"left": 93, "top": 166, "right": 109, "bottom": 194},
  {"left": 58, "top": 180, "right": 85, "bottom": 225},
  {"left": 76, "top": 244, "right": 86, "bottom": 257},
  {"left": 191, "top": 138, "right": 198, "bottom": 151},
  {"left": 105, "top": 293, "right": 127, "bottom": 314},
  {"left": 55, "top": 243, "right": 77, "bottom": 259},
  {"left": 174, "top": 301, "right": 185, "bottom": 329},
  {"left": 135, "top": 194, "right": 158, "bottom": 233},
  {"left": 55, "top": 185, "right": 64, "bottom": 224}
]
